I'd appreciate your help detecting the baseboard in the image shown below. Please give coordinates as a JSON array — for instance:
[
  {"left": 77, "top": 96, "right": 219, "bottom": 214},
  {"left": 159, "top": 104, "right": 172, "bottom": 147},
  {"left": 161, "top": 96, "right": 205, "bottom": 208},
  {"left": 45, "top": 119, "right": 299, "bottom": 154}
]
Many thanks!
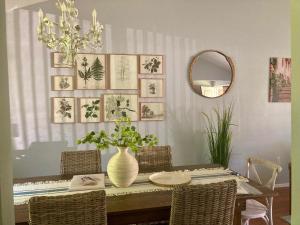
[{"left": 275, "top": 183, "right": 290, "bottom": 188}]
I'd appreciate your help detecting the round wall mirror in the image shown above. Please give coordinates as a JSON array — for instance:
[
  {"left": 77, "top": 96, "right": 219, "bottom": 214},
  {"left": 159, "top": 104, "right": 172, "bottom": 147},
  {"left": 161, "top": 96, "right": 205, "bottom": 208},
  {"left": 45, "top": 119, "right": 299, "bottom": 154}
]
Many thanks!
[{"left": 189, "top": 50, "right": 235, "bottom": 98}]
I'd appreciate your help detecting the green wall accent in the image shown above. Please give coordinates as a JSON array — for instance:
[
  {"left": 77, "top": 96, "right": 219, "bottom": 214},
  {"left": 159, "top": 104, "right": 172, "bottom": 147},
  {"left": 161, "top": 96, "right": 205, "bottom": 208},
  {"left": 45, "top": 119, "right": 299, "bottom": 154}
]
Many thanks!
[
  {"left": 292, "top": 0, "right": 300, "bottom": 224},
  {"left": 0, "top": 0, "right": 15, "bottom": 224}
]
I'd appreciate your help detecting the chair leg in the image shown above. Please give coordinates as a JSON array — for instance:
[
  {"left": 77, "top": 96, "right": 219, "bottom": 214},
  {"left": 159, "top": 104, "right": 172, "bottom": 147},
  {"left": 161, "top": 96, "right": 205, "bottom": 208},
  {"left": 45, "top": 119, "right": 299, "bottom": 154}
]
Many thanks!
[
  {"left": 241, "top": 218, "right": 249, "bottom": 225},
  {"left": 262, "top": 216, "right": 269, "bottom": 225},
  {"left": 267, "top": 197, "right": 274, "bottom": 225}
]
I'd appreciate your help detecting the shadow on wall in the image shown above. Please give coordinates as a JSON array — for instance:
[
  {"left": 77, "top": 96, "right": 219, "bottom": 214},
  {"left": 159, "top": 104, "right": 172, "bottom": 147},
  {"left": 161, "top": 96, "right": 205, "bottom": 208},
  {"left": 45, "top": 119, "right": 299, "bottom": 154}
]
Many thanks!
[
  {"left": 13, "top": 141, "right": 75, "bottom": 178},
  {"left": 167, "top": 106, "right": 209, "bottom": 166}
]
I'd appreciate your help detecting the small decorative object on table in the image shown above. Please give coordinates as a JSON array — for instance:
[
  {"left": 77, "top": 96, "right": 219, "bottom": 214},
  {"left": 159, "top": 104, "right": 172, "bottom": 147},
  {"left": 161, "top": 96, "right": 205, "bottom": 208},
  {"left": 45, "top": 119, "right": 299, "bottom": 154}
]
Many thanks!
[
  {"left": 149, "top": 171, "right": 191, "bottom": 187},
  {"left": 69, "top": 174, "right": 105, "bottom": 191},
  {"left": 77, "top": 117, "right": 158, "bottom": 187}
]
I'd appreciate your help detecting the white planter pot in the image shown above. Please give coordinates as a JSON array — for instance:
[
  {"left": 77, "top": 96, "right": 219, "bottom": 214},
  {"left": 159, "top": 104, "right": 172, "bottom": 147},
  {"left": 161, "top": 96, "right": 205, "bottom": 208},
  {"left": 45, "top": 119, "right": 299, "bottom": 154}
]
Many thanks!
[{"left": 107, "top": 147, "right": 139, "bottom": 187}]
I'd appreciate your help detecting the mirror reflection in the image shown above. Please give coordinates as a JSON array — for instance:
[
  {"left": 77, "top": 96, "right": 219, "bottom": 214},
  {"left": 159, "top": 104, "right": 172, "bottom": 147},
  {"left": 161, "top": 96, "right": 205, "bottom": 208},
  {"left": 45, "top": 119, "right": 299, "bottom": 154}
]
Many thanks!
[{"left": 189, "top": 50, "right": 234, "bottom": 98}]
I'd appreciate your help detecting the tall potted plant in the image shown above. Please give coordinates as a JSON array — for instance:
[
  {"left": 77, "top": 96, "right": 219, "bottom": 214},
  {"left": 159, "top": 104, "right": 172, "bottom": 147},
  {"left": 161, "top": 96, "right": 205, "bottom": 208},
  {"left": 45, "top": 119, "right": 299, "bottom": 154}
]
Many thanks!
[
  {"left": 77, "top": 117, "right": 158, "bottom": 187},
  {"left": 202, "top": 105, "right": 234, "bottom": 168}
]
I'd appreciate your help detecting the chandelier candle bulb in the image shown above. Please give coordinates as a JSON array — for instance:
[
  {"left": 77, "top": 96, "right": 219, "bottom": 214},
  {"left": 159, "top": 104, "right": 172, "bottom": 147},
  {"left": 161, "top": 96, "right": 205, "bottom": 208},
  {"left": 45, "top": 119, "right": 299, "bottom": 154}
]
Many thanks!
[
  {"left": 38, "top": 9, "right": 43, "bottom": 23},
  {"left": 92, "top": 9, "right": 97, "bottom": 27}
]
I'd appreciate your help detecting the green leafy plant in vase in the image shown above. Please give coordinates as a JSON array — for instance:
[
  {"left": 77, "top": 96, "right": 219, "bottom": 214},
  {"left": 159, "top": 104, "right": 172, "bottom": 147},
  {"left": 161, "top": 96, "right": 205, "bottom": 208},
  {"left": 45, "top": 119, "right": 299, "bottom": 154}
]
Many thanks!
[
  {"left": 77, "top": 116, "right": 158, "bottom": 187},
  {"left": 202, "top": 104, "right": 234, "bottom": 168}
]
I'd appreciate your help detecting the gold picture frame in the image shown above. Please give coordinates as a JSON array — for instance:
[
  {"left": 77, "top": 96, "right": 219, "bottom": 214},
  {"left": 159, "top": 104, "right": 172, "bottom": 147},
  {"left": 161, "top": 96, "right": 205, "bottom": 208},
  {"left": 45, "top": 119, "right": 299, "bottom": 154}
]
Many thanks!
[
  {"left": 51, "top": 97, "right": 75, "bottom": 123},
  {"left": 103, "top": 94, "right": 138, "bottom": 122},
  {"left": 109, "top": 54, "right": 138, "bottom": 90},
  {"left": 139, "top": 78, "right": 165, "bottom": 98},
  {"left": 78, "top": 97, "right": 101, "bottom": 123},
  {"left": 140, "top": 102, "right": 165, "bottom": 121},
  {"left": 75, "top": 53, "right": 107, "bottom": 90},
  {"left": 139, "top": 55, "right": 164, "bottom": 75}
]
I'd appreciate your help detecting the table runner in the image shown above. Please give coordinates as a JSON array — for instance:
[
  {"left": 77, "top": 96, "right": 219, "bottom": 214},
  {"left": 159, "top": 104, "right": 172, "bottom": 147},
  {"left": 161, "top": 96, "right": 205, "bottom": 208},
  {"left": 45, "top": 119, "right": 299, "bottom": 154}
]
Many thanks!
[{"left": 14, "top": 168, "right": 261, "bottom": 205}]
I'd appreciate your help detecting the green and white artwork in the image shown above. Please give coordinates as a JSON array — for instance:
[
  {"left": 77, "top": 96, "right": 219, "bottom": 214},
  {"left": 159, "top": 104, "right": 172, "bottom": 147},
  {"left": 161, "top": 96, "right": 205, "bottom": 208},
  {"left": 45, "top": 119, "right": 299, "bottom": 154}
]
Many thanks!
[
  {"left": 51, "top": 52, "right": 73, "bottom": 68},
  {"left": 103, "top": 94, "right": 138, "bottom": 121},
  {"left": 140, "top": 102, "right": 164, "bottom": 121},
  {"left": 140, "top": 78, "right": 164, "bottom": 98},
  {"left": 76, "top": 53, "right": 106, "bottom": 89},
  {"left": 109, "top": 55, "right": 138, "bottom": 89},
  {"left": 139, "top": 55, "right": 163, "bottom": 74},
  {"left": 52, "top": 97, "right": 75, "bottom": 123},
  {"left": 78, "top": 98, "right": 101, "bottom": 123},
  {"left": 51, "top": 75, "right": 74, "bottom": 91}
]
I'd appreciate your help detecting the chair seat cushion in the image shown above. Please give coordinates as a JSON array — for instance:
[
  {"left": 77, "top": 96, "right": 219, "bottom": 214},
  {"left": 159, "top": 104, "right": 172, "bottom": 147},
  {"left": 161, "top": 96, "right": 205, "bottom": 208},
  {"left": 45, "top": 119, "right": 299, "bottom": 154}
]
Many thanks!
[{"left": 241, "top": 199, "right": 267, "bottom": 219}]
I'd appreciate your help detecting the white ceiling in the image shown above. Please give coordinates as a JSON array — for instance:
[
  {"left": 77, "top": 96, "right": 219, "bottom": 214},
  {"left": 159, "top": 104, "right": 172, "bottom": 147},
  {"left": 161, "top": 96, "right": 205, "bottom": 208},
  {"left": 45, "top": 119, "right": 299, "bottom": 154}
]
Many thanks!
[{"left": 5, "top": 0, "right": 48, "bottom": 12}]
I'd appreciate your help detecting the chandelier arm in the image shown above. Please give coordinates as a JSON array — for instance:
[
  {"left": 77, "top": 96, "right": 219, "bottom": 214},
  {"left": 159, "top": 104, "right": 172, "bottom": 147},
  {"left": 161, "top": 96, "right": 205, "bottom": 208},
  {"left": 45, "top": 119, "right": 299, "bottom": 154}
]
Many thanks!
[{"left": 37, "top": 0, "right": 104, "bottom": 65}]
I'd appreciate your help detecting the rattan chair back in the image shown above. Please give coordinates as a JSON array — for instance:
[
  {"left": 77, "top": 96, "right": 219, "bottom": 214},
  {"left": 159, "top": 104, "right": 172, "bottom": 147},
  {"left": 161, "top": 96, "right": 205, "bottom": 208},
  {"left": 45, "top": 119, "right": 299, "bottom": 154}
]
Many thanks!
[
  {"left": 60, "top": 150, "right": 101, "bottom": 176},
  {"left": 169, "top": 180, "right": 237, "bottom": 225},
  {"left": 135, "top": 145, "right": 172, "bottom": 173},
  {"left": 29, "top": 190, "right": 107, "bottom": 225}
]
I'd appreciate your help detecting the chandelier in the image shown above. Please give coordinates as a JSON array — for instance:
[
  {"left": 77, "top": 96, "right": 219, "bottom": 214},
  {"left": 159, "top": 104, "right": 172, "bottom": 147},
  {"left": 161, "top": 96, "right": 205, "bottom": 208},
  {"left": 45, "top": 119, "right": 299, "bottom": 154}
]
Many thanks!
[{"left": 37, "top": 0, "right": 104, "bottom": 65}]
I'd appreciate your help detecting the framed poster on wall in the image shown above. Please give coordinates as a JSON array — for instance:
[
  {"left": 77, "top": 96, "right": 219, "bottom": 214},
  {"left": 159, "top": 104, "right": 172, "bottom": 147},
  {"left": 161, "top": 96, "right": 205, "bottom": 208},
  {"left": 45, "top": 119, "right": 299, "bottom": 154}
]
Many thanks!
[
  {"left": 103, "top": 94, "right": 138, "bottom": 121},
  {"left": 109, "top": 54, "right": 138, "bottom": 90},
  {"left": 76, "top": 53, "right": 106, "bottom": 90}
]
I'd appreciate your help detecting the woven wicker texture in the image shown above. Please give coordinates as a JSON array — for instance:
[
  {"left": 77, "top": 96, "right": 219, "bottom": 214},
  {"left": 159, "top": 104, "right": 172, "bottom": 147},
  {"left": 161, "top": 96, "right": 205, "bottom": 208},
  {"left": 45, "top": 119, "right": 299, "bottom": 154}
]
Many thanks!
[
  {"left": 136, "top": 145, "right": 172, "bottom": 173},
  {"left": 29, "top": 190, "right": 107, "bottom": 225},
  {"left": 169, "top": 180, "right": 237, "bottom": 225},
  {"left": 60, "top": 150, "right": 101, "bottom": 176}
]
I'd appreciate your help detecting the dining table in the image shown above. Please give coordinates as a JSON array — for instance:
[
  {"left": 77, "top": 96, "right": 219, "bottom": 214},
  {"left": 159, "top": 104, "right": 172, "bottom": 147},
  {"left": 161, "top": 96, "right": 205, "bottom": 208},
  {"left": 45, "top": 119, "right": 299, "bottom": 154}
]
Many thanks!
[{"left": 14, "top": 164, "right": 276, "bottom": 225}]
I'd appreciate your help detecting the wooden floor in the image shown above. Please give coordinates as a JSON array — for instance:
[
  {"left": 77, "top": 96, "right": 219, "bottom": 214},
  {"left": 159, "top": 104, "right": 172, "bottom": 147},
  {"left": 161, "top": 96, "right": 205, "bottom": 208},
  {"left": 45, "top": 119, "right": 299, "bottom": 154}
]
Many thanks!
[{"left": 251, "top": 187, "right": 290, "bottom": 225}]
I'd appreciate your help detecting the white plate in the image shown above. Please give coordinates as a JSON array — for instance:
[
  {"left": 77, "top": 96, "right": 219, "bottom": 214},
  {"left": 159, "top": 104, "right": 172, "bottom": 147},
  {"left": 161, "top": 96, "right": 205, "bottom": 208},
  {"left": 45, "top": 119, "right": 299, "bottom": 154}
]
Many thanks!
[{"left": 149, "top": 171, "right": 191, "bottom": 187}]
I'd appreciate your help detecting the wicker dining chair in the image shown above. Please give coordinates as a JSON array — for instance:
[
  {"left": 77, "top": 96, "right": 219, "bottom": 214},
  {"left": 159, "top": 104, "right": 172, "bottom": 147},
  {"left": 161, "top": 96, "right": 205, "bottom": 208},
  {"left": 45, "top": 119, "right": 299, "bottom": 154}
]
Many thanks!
[
  {"left": 60, "top": 150, "right": 101, "bottom": 176},
  {"left": 135, "top": 145, "right": 172, "bottom": 173},
  {"left": 29, "top": 190, "right": 107, "bottom": 225},
  {"left": 169, "top": 180, "right": 237, "bottom": 225}
]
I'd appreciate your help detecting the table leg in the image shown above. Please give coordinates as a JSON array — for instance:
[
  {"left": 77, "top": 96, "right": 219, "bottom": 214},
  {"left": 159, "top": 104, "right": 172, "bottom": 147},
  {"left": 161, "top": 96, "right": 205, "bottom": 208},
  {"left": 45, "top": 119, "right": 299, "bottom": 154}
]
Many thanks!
[{"left": 234, "top": 199, "right": 246, "bottom": 225}]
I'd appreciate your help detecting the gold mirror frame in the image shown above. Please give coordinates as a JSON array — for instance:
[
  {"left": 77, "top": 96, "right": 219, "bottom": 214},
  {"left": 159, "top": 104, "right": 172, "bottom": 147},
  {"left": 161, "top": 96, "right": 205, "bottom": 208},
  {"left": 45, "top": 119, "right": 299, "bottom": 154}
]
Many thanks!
[{"left": 188, "top": 50, "right": 235, "bottom": 98}]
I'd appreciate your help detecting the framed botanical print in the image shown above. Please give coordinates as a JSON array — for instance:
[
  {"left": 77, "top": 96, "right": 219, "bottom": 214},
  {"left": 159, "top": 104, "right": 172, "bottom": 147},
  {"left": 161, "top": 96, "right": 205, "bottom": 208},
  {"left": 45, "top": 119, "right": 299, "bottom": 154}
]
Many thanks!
[
  {"left": 109, "top": 54, "right": 138, "bottom": 89},
  {"left": 51, "top": 75, "right": 74, "bottom": 91},
  {"left": 51, "top": 97, "right": 75, "bottom": 123},
  {"left": 139, "top": 55, "right": 164, "bottom": 74},
  {"left": 140, "top": 102, "right": 165, "bottom": 121},
  {"left": 76, "top": 53, "right": 106, "bottom": 90},
  {"left": 103, "top": 94, "right": 138, "bottom": 121},
  {"left": 140, "top": 78, "right": 164, "bottom": 98},
  {"left": 78, "top": 98, "right": 101, "bottom": 123},
  {"left": 51, "top": 52, "right": 73, "bottom": 68}
]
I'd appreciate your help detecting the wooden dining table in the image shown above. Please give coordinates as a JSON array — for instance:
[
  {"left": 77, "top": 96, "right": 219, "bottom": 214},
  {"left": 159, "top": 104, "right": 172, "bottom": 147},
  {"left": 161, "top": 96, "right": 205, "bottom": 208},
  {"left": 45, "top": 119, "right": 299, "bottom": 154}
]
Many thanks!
[{"left": 14, "top": 164, "right": 276, "bottom": 225}]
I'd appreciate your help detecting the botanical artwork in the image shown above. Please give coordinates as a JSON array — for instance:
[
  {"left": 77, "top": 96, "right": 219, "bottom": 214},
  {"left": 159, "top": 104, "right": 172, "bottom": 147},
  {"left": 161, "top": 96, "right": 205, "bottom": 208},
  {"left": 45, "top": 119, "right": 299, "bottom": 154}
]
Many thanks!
[
  {"left": 140, "top": 78, "right": 164, "bottom": 98},
  {"left": 109, "top": 55, "right": 138, "bottom": 89},
  {"left": 269, "top": 57, "right": 291, "bottom": 102},
  {"left": 103, "top": 94, "right": 138, "bottom": 121},
  {"left": 52, "top": 97, "right": 75, "bottom": 123},
  {"left": 139, "top": 55, "right": 163, "bottom": 74},
  {"left": 76, "top": 54, "right": 106, "bottom": 89},
  {"left": 51, "top": 52, "right": 73, "bottom": 68},
  {"left": 51, "top": 76, "right": 74, "bottom": 91},
  {"left": 140, "top": 103, "right": 164, "bottom": 121},
  {"left": 78, "top": 98, "right": 101, "bottom": 123}
]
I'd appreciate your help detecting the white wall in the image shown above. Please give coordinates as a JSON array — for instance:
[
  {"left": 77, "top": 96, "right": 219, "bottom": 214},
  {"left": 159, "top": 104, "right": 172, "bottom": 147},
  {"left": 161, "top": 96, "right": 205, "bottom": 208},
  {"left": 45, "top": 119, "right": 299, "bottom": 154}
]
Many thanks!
[{"left": 7, "top": 0, "right": 291, "bottom": 184}]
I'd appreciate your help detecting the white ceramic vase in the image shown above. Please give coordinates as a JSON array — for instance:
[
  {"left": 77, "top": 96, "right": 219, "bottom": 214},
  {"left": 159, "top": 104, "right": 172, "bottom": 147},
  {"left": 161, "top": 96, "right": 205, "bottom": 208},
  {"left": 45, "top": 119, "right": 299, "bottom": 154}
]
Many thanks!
[{"left": 107, "top": 147, "right": 139, "bottom": 188}]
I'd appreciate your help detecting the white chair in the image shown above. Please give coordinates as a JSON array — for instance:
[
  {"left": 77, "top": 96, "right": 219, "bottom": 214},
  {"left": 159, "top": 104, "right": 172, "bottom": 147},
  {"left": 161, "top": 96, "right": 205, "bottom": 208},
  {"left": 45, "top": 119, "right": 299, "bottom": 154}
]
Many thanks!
[{"left": 241, "top": 157, "right": 282, "bottom": 225}]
